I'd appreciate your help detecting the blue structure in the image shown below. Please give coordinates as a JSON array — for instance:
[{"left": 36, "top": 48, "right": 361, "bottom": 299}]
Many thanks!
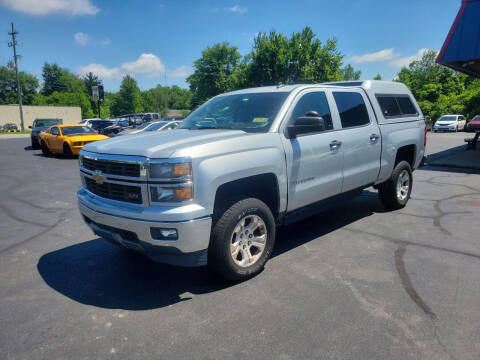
[{"left": 437, "top": 0, "right": 480, "bottom": 77}]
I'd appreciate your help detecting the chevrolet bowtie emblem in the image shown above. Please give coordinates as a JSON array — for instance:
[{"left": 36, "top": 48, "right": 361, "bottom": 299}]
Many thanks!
[{"left": 92, "top": 171, "right": 105, "bottom": 184}]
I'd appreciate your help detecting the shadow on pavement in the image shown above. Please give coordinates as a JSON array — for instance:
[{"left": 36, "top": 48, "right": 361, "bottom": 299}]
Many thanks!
[{"left": 37, "top": 191, "right": 383, "bottom": 310}]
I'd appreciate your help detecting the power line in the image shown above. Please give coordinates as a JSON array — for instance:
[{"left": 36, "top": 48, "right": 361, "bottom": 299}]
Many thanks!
[{"left": 8, "top": 23, "right": 25, "bottom": 132}]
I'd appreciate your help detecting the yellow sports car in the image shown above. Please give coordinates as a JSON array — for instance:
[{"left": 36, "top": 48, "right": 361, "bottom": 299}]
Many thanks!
[{"left": 39, "top": 124, "right": 109, "bottom": 156}]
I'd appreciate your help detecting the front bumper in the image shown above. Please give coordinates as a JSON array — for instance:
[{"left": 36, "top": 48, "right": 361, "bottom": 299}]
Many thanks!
[
  {"left": 77, "top": 188, "right": 212, "bottom": 267},
  {"left": 434, "top": 125, "right": 456, "bottom": 131}
]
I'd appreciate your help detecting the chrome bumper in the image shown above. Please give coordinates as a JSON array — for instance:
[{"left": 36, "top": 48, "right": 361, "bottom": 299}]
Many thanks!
[{"left": 77, "top": 188, "right": 212, "bottom": 267}]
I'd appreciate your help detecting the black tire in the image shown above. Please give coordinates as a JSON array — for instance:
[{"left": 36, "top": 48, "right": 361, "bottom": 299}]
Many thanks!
[
  {"left": 378, "top": 161, "right": 412, "bottom": 210},
  {"left": 63, "top": 142, "right": 73, "bottom": 157},
  {"left": 41, "top": 141, "right": 51, "bottom": 156},
  {"left": 31, "top": 139, "right": 39, "bottom": 150},
  {"left": 208, "top": 198, "right": 276, "bottom": 282}
]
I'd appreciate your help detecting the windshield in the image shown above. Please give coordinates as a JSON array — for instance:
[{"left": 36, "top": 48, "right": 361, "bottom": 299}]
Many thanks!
[
  {"left": 180, "top": 92, "right": 289, "bottom": 133},
  {"left": 61, "top": 126, "right": 96, "bottom": 136},
  {"left": 90, "top": 121, "right": 112, "bottom": 129},
  {"left": 33, "top": 119, "right": 60, "bottom": 127},
  {"left": 438, "top": 116, "right": 457, "bottom": 122},
  {"left": 135, "top": 122, "right": 151, "bottom": 130},
  {"left": 145, "top": 121, "right": 168, "bottom": 131}
]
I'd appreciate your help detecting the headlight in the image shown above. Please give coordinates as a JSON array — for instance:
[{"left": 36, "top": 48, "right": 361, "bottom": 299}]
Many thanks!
[
  {"left": 148, "top": 161, "right": 191, "bottom": 180},
  {"left": 150, "top": 185, "right": 193, "bottom": 203},
  {"left": 72, "top": 141, "right": 83, "bottom": 146}
]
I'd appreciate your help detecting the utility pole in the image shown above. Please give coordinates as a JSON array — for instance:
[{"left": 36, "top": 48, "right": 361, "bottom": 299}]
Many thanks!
[{"left": 8, "top": 23, "right": 25, "bottom": 131}]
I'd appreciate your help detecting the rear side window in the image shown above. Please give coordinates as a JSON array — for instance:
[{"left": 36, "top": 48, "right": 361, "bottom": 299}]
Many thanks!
[
  {"left": 333, "top": 92, "right": 370, "bottom": 128},
  {"left": 377, "top": 96, "right": 401, "bottom": 117},
  {"left": 292, "top": 91, "right": 333, "bottom": 130},
  {"left": 376, "top": 95, "right": 418, "bottom": 117}
]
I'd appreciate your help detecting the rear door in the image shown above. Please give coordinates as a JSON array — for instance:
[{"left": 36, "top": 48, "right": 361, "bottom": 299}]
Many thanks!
[
  {"left": 281, "top": 89, "right": 344, "bottom": 211},
  {"left": 331, "top": 90, "right": 381, "bottom": 192}
]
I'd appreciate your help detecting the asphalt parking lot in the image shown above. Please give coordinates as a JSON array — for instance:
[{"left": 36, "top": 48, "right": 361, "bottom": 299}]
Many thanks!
[{"left": 1, "top": 133, "right": 479, "bottom": 359}]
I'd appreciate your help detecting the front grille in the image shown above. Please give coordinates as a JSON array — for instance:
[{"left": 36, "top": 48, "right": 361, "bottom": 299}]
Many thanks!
[
  {"left": 83, "top": 157, "right": 140, "bottom": 177},
  {"left": 85, "top": 177, "right": 142, "bottom": 204}
]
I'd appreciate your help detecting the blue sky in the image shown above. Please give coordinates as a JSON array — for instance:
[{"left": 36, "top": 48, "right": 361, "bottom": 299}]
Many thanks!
[{"left": 0, "top": 0, "right": 462, "bottom": 92}]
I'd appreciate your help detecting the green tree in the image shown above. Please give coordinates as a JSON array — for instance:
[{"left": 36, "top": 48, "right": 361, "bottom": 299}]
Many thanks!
[
  {"left": 33, "top": 91, "right": 94, "bottom": 118},
  {"left": 0, "top": 66, "right": 39, "bottom": 105},
  {"left": 110, "top": 75, "right": 143, "bottom": 116},
  {"left": 342, "top": 64, "right": 362, "bottom": 80},
  {"left": 187, "top": 42, "right": 242, "bottom": 107},
  {"left": 82, "top": 72, "right": 102, "bottom": 96},
  {"left": 244, "top": 27, "right": 344, "bottom": 86},
  {"left": 373, "top": 73, "right": 382, "bottom": 80},
  {"left": 41, "top": 63, "right": 86, "bottom": 95}
]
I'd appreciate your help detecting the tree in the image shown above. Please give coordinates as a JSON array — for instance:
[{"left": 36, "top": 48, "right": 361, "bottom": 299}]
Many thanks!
[
  {"left": 33, "top": 91, "right": 94, "bottom": 118},
  {"left": 41, "top": 63, "right": 86, "bottom": 96},
  {"left": 0, "top": 66, "right": 39, "bottom": 105},
  {"left": 187, "top": 42, "right": 242, "bottom": 107},
  {"left": 243, "top": 27, "right": 344, "bottom": 87},
  {"left": 342, "top": 64, "right": 361, "bottom": 80},
  {"left": 110, "top": 75, "right": 143, "bottom": 116},
  {"left": 82, "top": 72, "right": 102, "bottom": 96},
  {"left": 373, "top": 73, "right": 382, "bottom": 80}
]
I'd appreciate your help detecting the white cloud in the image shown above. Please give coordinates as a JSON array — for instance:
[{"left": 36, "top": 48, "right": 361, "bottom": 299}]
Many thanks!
[
  {"left": 77, "top": 64, "right": 121, "bottom": 80},
  {"left": 74, "top": 32, "right": 89, "bottom": 46},
  {"left": 389, "top": 49, "right": 429, "bottom": 68},
  {"left": 100, "top": 38, "right": 111, "bottom": 46},
  {"left": 351, "top": 48, "right": 396, "bottom": 63},
  {"left": 121, "top": 54, "right": 165, "bottom": 76},
  {"left": 226, "top": 5, "right": 247, "bottom": 14},
  {"left": 168, "top": 65, "right": 193, "bottom": 78},
  {"left": 0, "top": 0, "right": 99, "bottom": 16}
]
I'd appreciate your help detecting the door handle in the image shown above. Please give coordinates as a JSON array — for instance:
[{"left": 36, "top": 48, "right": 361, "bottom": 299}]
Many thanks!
[
  {"left": 330, "top": 140, "right": 342, "bottom": 149},
  {"left": 370, "top": 134, "right": 379, "bottom": 143}
]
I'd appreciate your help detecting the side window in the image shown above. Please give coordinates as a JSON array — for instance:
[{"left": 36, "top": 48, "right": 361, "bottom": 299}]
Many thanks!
[
  {"left": 377, "top": 96, "right": 401, "bottom": 117},
  {"left": 333, "top": 92, "right": 370, "bottom": 128},
  {"left": 291, "top": 91, "right": 333, "bottom": 130},
  {"left": 50, "top": 127, "right": 59, "bottom": 135},
  {"left": 396, "top": 96, "right": 417, "bottom": 115}
]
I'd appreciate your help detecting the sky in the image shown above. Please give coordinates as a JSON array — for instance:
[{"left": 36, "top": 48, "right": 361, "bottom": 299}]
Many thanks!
[{"left": 0, "top": 0, "right": 463, "bottom": 92}]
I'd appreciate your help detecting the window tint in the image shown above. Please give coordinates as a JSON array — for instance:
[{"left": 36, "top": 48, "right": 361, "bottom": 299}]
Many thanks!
[
  {"left": 377, "top": 96, "right": 401, "bottom": 117},
  {"left": 50, "top": 127, "right": 59, "bottom": 135},
  {"left": 333, "top": 92, "right": 370, "bottom": 128},
  {"left": 291, "top": 92, "right": 333, "bottom": 130},
  {"left": 396, "top": 96, "right": 417, "bottom": 115}
]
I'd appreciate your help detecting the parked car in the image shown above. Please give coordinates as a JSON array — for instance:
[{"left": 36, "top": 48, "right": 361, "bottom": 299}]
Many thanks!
[
  {"left": 77, "top": 80, "right": 425, "bottom": 281},
  {"left": 85, "top": 119, "right": 115, "bottom": 135},
  {"left": 433, "top": 114, "right": 467, "bottom": 132},
  {"left": 142, "top": 113, "right": 161, "bottom": 122},
  {"left": 466, "top": 115, "right": 480, "bottom": 132},
  {"left": 115, "top": 120, "right": 181, "bottom": 136},
  {"left": 100, "top": 119, "right": 131, "bottom": 137},
  {"left": 162, "top": 116, "right": 185, "bottom": 122},
  {"left": 39, "top": 125, "right": 108, "bottom": 156},
  {"left": 118, "top": 114, "right": 144, "bottom": 126},
  {"left": 79, "top": 118, "right": 101, "bottom": 125},
  {"left": 4, "top": 123, "right": 18, "bottom": 130},
  {"left": 29, "top": 118, "right": 63, "bottom": 149},
  {"left": 0, "top": 124, "right": 3, "bottom": 131}
]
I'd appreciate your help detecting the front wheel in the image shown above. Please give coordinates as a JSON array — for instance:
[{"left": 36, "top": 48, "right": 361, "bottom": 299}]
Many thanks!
[
  {"left": 378, "top": 161, "right": 413, "bottom": 210},
  {"left": 208, "top": 198, "right": 276, "bottom": 282},
  {"left": 63, "top": 142, "right": 73, "bottom": 157}
]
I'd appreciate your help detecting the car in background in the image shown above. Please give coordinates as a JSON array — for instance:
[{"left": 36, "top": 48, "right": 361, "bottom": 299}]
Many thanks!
[
  {"left": 118, "top": 114, "right": 144, "bottom": 126},
  {"left": 466, "top": 115, "right": 480, "bottom": 132},
  {"left": 4, "top": 123, "right": 18, "bottom": 130},
  {"left": 115, "top": 120, "right": 181, "bottom": 136},
  {"left": 39, "top": 125, "right": 108, "bottom": 156},
  {"left": 142, "top": 113, "right": 161, "bottom": 122},
  {"left": 162, "top": 116, "right": 185, "bottom": 122},
  {"left": 29, "top": 118, "right": 63, "bottom": 149},
  {"left": 0, "top": 124, "right": 3, "bottom": 131},
  {"left": 102, "top": 118, "right": 131, "bottom": 137},
  {"left": 433, "top": 114, "right": 467, "bottom": 132},
  {"left": 85, "top": 119, "right": 114, "bottom": 135},
  {"left": 79, "top": 118, "right": 101, "bottom": 125}
]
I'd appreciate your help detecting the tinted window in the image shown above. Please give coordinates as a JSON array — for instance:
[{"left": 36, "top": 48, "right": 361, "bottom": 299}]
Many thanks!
[
  {"left": 61, "top": 126, "right": 96, "bottom": 135},
  {"left": 291, "top": 92, "right": 333, "bottom": 130},
  {"left": 50, "top": 127, "right": 59, "bottom": 135},
  {"left": 397, "top": 96, "right": 417, "bottom": 115},
  {"left": 377, "top": 96, "right": 401, "bottom": 117},
  {"left": 333, "top": 92, "right": 370, "bottom": 128},
  {"left": 33, "top": 119, "right": 60, "bottom": 127}
]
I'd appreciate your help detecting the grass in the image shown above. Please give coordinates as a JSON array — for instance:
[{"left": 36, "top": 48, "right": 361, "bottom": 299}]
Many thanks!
[{"left": 0, "top": 130, "right": 31, "bottom": 135}]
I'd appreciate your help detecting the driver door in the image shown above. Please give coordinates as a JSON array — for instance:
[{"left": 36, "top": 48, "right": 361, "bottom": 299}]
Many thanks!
[
  {"left": 281, "top": 89, "right": 344, "bottom": 212},
  {"left": 48, "top": 127, "right": 61, "bottom": 152}
]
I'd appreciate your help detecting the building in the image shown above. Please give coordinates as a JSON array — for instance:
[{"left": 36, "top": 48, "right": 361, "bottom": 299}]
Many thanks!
[{"left": 0, "top": 105, "right": 82, "bottom": 129}]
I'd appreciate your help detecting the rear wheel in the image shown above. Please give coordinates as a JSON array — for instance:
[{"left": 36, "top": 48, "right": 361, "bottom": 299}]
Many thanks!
[
  {"left": 63, "top": 143, "right": 73, "bottom": 157},
  {"left": 41, "top": 141, "right": 51, "bottom": 156},
  {"left": 378, "top": 161, "right": 412, "bottom": 210},
  {"left": 208, "top": 198, "right": 276, "bottom": 282}
]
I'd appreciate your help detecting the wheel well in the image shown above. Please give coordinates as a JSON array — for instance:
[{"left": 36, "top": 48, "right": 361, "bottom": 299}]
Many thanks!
[
  {"left": 395, "top": 144, "right": 416, "bottom": 168},
  {"left": 213, "top": 174, "right": 280, "bottom": 221}
]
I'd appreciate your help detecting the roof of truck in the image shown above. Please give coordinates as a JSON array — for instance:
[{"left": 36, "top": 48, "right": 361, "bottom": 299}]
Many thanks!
[{"left": 225, "top": 80, "right": 410, "bottom": 95}]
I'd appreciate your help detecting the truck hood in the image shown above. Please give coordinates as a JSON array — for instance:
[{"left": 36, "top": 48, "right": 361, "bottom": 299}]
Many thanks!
[{"left": 82, "top": 129, "right": 250, "bottom": 158}]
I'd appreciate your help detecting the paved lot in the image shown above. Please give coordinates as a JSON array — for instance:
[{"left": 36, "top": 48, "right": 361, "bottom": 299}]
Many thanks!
[{"left": 1, "top": 136, "right": 479, "bottom": 360}]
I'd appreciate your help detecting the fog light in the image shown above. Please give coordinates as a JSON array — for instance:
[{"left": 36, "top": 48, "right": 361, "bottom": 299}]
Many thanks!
[{"left": 150, "top": 227, "right": 178, "bottom": 240}]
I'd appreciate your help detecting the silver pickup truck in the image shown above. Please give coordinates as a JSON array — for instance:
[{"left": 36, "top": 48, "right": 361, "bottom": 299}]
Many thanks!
[{"left": 77, "top": 80, "right": 426, "bottom": 281}]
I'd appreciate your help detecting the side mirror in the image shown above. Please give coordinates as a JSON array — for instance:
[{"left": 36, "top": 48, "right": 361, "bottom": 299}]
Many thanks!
[
  {"left": 287, "top": 115, "right": 325, "bottom": 138},
  {"left": 28, "top": 125, "right": 32, "bottom": 129}
]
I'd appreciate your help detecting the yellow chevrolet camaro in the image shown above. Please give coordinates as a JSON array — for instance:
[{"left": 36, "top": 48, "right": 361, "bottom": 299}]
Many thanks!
[{"left": 39, "top": 124, "right": 109, "bottom": 156}]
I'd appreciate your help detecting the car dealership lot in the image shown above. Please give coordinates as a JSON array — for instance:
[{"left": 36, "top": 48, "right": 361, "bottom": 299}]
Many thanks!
[{"left": 1, "top": 135, "right": 479, "bottom": 360}]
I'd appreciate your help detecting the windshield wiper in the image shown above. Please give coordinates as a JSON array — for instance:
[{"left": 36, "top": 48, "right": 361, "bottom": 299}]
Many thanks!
[{"left": 195, "top": 125, "right": 236, "bottom": 130}]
